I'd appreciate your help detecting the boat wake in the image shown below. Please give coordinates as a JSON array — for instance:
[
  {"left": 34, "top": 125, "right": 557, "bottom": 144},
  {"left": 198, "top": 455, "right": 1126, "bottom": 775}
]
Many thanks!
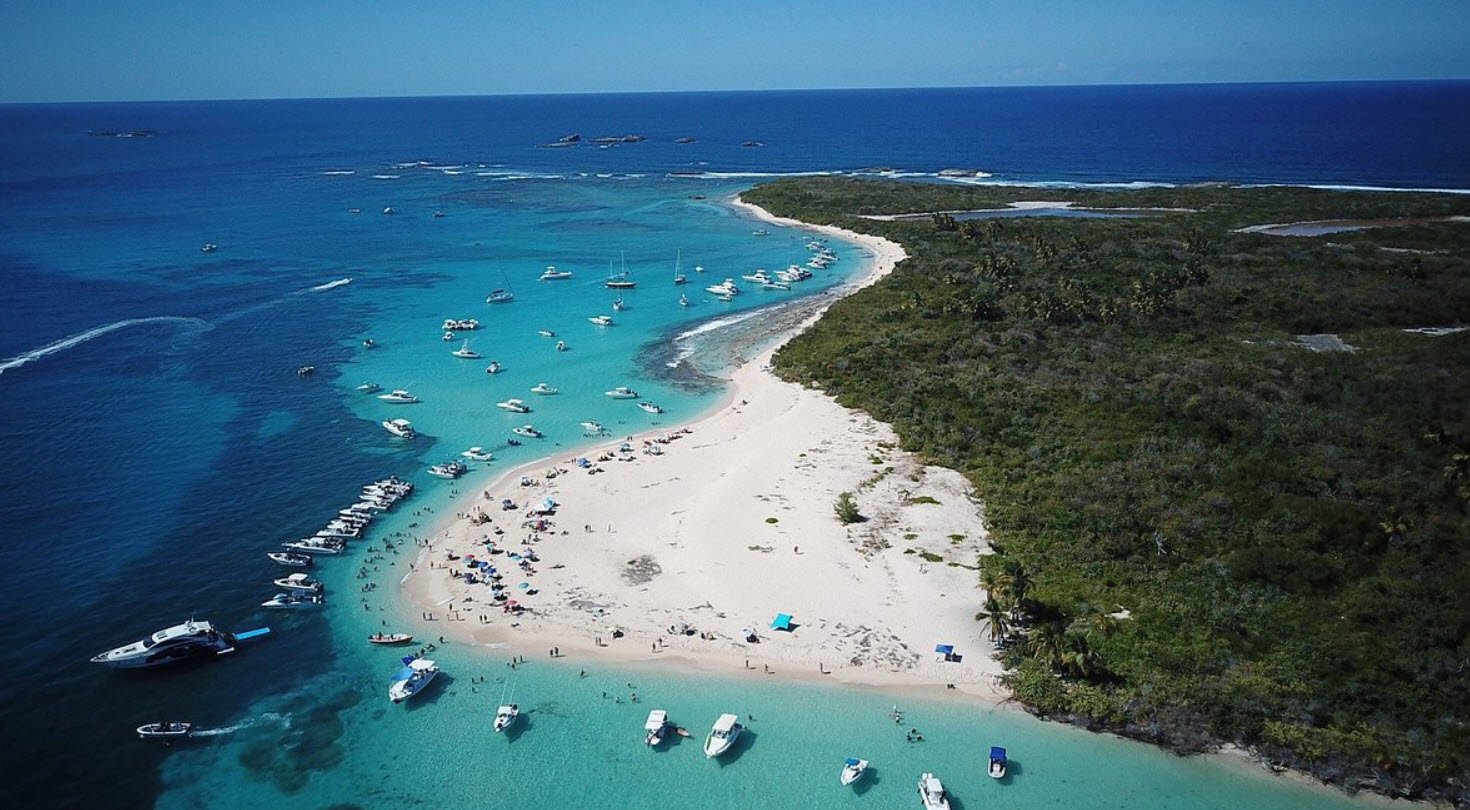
[
  {"left": 189, "top": 712, "right": 292, "bottom": 737},
  {"left": 309, "top": 277, "right": 353, "bottom": 292},
  {"left": 0, "top": 316, "right": 212, "bottom": 378}
]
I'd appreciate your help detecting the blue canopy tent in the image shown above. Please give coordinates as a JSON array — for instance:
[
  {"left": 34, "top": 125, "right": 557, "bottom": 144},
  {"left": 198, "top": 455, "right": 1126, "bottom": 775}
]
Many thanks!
[
  {"left": 935, "top": 643, "right": 958, "bottom": 662},
  {"left": 770, "top": 613, "right": 794, "bottom": 631}
]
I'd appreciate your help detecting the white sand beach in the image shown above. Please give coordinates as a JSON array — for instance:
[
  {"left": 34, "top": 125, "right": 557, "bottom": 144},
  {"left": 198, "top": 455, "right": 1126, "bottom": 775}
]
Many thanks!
[{"left": 404, "top": 197, "right": 1006, "bottom": 701}]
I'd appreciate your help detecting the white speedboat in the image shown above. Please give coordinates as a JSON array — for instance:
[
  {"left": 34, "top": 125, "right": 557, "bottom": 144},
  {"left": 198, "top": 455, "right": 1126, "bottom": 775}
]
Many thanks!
[
  {"left": 91, "top": 620, "right": 235, "bottom": 668},
  {"left": 555, "top": 341, "right": 568, "bottom": 352},
  {"left": 267, "top": 551, "right": 313, "bottom": 567},
  {"left": 497, "top": 398, "right": 531, "bottom": 413},
  {"left": 382, "top": 418, "right": 416, "bottom": 438},
  {"left": 485, "top": 361, "right": 503, "bottom": 374},
  {"left": 137, "top": 721, "right": 192, "bottom": 740},
  {"left": 201, "top": 243, "right": 218, "bottom": 253},
  {"left": 604, "top": 386, "right": 639, "bottom": 399},
  {"left": 644, "top": 710, "right": 669, "bottom": 747},
  {"left": 841, "top": 758, "right": 869, "bottom": 786},
  {"left": 388, "top": 657, "right": 439, "bottom": 703},
  {"left": 356, "top": 382, "right": 381, "bottom": 393},
  {"left": 705, "top": 278, "right": 740, "bottom": 296},
  {"left": 428, "top": 460, "right": 468, "bottom": 479},
  {"left": 378, "top": 389, "right": 419, "bottom": 404},
  {"left": 442, "top": 332, "right": 455, "bottom": 341},
  {"left": 485, "top": 288, "right": 515, "bottom": 304},
  {"left": 461, "top": 447, "right": 493, "bottom": 462},
  {"left": 693, "top": 264, "right": 706, "bottom": 273},
  {"left": 281, "top": 537, "right": 344, "bottom": 555},
  {"left": 918, "top": 773, "right": 951, "bottom": 809},
  {"left": 580, "top": 420, "right": 606, "bottom": 434},
  {"left": 762, "top": 281, "right": 791, "bottom": 291},
  {"left": 452, "top": 341, "right": 481, "bottom": 359},
  {"left": 273, "top": 573, "right": 323, "bottom": 593},
  {"left": 261, "top": 592, "right": 324, "bottom": 610},
  {"left": 638, "top": 401, "right": 663, "bottom": 414},
  {"left": 511, "top": 425, "right": 543, "bottom": 439},
  {"left": 529, "top": 383, "right": 558, "bottom": 395},
  {"left": 537, "top": 329, "right": 556, "bottom": 337},
  {"left": 988, "top": 746, "right": 1007, "bottom": 779},
  {"left": 539, "top": 265, "right": 573, "bottom": 281},
  {"left": 588, "top": 314, "right": 614, "bottom": 326},
  {"left": 742, "top": 269, "right": 773, "bottom": 284},
  {"left": 493, "top": 703, "right": 520, "bottom": 732},
  {"left": 704, "top": 713, "right": 742, "bottom": 758}
]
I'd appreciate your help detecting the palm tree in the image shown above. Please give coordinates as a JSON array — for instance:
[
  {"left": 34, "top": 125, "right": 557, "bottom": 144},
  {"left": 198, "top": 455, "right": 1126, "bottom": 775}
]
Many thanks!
[
  {"left": 1027, "top": 621, "right": 1067, "bottom": 670},
  {"left": 1060, "top": 632, "right": 1102, "bottom": 678},
  {"left": 975, "top": 596, "right": 1011, "bottom": 641}
]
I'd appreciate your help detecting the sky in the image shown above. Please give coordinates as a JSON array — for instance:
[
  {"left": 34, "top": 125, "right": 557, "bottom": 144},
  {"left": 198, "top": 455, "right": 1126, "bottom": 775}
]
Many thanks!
[{"left": 2, "top": 1, "right": 1468, "bottom": 102}]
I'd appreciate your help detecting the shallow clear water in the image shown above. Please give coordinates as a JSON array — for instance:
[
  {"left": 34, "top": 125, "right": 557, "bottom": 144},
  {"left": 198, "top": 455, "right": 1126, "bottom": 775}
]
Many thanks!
[{"left": 5, "top": 86, "right": 1464, "bottom": 807}]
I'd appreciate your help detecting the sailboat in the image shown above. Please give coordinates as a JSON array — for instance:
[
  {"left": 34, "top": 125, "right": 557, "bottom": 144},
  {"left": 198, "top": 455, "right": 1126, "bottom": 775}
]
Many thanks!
[
  {"left": 485, "top": 268, "right": 515, "bottom": 303},
  {"left": 493, "top": 685, "right": 519, "bottom": 732},
  {"left": 606, "top": 252, "right": 637, "bottom": 289},
  {"left": 672, "top": 250, "right": 687, "bottom": 285}
]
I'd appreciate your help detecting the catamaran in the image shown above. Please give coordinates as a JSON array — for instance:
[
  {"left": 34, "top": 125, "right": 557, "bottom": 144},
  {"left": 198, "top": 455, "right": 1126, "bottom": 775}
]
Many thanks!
[{"left": 493, "top": 702, "right": 520, "bottom": 732}]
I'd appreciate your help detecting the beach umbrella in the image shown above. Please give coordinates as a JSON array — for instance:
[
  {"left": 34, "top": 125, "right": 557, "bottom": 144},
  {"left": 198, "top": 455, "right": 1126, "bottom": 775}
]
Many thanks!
[{"left": 519, "top": 581, "right": 530, "bottom": 589}]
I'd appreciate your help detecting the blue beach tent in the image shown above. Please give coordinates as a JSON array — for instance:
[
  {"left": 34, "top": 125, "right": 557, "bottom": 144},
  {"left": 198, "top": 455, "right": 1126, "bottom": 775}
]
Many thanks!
[
  {"left": 935, "top": 644, "right": 955, "bottom": 655},
  {"left": 771, "top": 613, "right": 794, "bottom": 631}
]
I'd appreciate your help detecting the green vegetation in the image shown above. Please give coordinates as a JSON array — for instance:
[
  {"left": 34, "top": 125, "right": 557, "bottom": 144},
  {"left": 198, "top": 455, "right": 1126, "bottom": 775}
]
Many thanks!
[
  {"left": 834, "top": 491, "right": 864, "bottom": 524},
  {"left": 746, "top": 177, "right": 1470, "bottom": 800}
]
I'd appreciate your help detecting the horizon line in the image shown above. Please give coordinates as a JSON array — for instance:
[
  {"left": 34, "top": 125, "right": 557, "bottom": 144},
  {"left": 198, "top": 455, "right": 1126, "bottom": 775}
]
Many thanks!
[{"left": 4, "top": 77, "right": 1468, "bottom": 107}]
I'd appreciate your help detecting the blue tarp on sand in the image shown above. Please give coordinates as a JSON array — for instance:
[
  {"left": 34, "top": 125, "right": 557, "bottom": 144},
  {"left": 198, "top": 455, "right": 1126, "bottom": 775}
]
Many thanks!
[{"left": 771, "top": 613, "right": 793, "bottom": 631}]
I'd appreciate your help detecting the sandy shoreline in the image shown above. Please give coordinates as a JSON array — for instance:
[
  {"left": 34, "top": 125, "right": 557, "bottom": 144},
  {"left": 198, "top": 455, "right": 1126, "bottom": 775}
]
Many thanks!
[{"left": 400, "top": 196, "right": 1009, "bottom": 702}]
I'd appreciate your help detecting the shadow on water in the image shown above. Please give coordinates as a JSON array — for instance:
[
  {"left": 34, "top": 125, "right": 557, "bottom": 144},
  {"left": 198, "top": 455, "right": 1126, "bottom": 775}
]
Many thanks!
[
  {"left": 715, "top": 727, "right": 757, "bottom": 766},
  {"left": 504, "top": 712, "right": 531, "bottom": 743},
  {"left": 997, "top": 755, "right": 1022, "bottom": 783},
  {"left": 402, "top": 671, "right": 453, "bottom": 709},
  {"left": 852, "top": 765, "right": 879, "bottom": 795}
]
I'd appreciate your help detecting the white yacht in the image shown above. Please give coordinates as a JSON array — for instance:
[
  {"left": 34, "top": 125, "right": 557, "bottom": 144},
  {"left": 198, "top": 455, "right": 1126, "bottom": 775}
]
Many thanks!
[
  {"left": 644, "top": 710, "right": 669, "bottom": 747},
  {"left": 705, "top": 278, "right": 740, "bottom": 296},
  {"left": 356, "top": 382, "right": 382, "bottom": 393},
  {"left": 461, "top": 447, "right": 493, "bottom": 462},
  {"left": 693, "top": 264, "right": 706, "bottom": 273},
  {"left": 493, "top": 703, "right": 520, "bottom": 732},
  {"left": 485, "top": 361, "right": 503, "bottom": 374},
  {"left": 581, "top": 420, "right": 606, "bottom": 434},
  {"left": 704, "top": 713, "right": 742, "bottom": 758},
  {"left": 485, "top": 288, "right": 515, "bottom": 304},
  {"left": 442, "top": 332, "right": 455, "bottom": 341},
  {"left": 762, "top": 281, "right": 791, "bottom": 291},
  {"left": 841, "top": 758, "right": 869, "bottom": 786},
  {"left": 918, "top": 773, "right": 951, "bottom": 809},
  {"left": 91, "top": 620, "right": 236, "bottom": 668},
  {"left": 382, "top": 418, "right": 416, "bottom": 438},
  {"left": 282, "top": 537, "right": 344, "bottom": 555},
  {"left": 988, "top": 746, "right": 1007, "bottom": 779},
  {"left": 428, "top": 460, "right": 468, "bottom": 479},
  {"left": 388, "top": 657, "right": 439, "bottom": 703},
  {"left": 604, "top": 386, "right": 639, "bottom": 399},
  {"left": 497, "top": 398, "right": 531, "bottom": 413},
  {"left": 555, "top": 341, "right": 568, "bottom": 352},
  {"left": 442, "top": 318, "right": 479, "bottom": 331},
  {"left": 529, "top": 383, "right": 559, "bottom": 395},
  {"left": 261, "top": 592, "right": 324, "bottom": 610},
  {"left": 638, "top": 401, "right": 664, "bottom": 414},
  {"left": 588, "top": 314, "right": 614, "bottom": 326},
  {"left": 452, "top": 341, "right": 481, "bottom": 359},
  {"left": 273, "top": 573, "right": 323, "bottom": 593},
  {"left": 137, "top": 722, "right": 193, "bottom": 741},
  {"left": 378, "top": 389, "right": 419, "bottom": 404},
  {"left": 539, "top": 265, "right": 573, "bottom": 281},
  {"left": 742, "top": 269, "right": 773, "bottom": 284},
  {"left": 511, "top": 424, "right": 543, "bottom": 439},
  {"left": 537, "top": 329, "right": 556, "bottom": 337}
]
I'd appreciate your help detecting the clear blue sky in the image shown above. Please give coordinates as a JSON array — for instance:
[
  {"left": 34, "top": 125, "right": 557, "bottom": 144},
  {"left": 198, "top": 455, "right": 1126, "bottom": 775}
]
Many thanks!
[{"left": 3, "top": 0, "right": 1468, "bottom": 102}]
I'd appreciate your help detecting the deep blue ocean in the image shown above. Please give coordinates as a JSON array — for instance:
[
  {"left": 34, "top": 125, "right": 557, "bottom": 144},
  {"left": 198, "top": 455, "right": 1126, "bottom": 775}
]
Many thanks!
[{"left": 2, "top": 82, "right": 1467, "bottom": 809}]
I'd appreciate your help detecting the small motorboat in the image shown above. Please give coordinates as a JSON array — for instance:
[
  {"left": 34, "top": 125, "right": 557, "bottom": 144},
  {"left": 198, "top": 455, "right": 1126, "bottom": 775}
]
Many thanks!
[
  {"left": 368, "top": 633, "right": 414, "bottom": 646},
  {"left": 587, "top": 314, "right": 614, "bottom": 326},
  {"left": 679, "top": 293, "right": 689, "bottom": 307},
  {"left": 638, "top": 401, "right": 663, "bottom": 414},
  {"left": 493, "top": 703, "right": 520, "bottom": 733},
  {"left": 580, "top": 420, "right": 606, "bottom": 434},
  {"left": 137, "top": 721, "right": 192, "bottom": 741},
  {"left": 704, "top": 713, "right": 742, "bottom": 758},
  {"left": 537, "top": 329, "right": 556, "bottom": 337},
  {"left": 644, "top": 710, "right": 669, "bottom": 747},
  {"left": 267, "top": 551, "right": 313, "bottom": 567},
  {"left": 529, "top": 383, "right": 558, "bottom": 395},
  {"left": 389, "top": 657, "right": 438, "bottom": 703},
  {"left": 461, "top": 447, "right": 493, "bottom": 462},
  {"left": 918, "top": 773, "right": 951, "bottom": 809},
  {"left": 841, "top": 757, "right": 869, "bottom": 786},
  {"left": 377, "top": 389, "right": 419, "bottom": 404},
  {"left": 539, "top": 266, "right": 572, "bottom": 281},
  {"left": 451, "top": 341, "right": 481, "bottom": 359},
  {"left": 432, "top": 210, "right": 446, "bottom": 218},
  {"left": 443, "top": 332, "right": 455, "bottom": 341},
  {"left": 281, "top": 537, "right": 344, "bottom": 555},
  {"left": 988, "top": 746, "right": 1007, "bottom": 779},
  {"left": 555, "top": 341, "right": 567, "bottom": 352},
  {"left": 382, "top": 207, "right": 396, "bottom": 215},
  {"left": 357, "top": 382, "right": 381, "bottom": 393},
  {"left": 273, "top": 573, "right": 323, "bottom": 594},
  {"left": 200, "top": 243, "right": 218, "bottom": 253},
  {"left": 485, "top": 361, "right": 503, "bottom": 374},
  {"left": 428, "top": 460, "right": 468, "bottom": 479},
  {"left": 382, "top": 418, "right": 416, "bottom": 438},
  {"left": 496, "top": 398, "right": 531, "bottom": 413},
  {"left": 604, "top": 386, "right": 639, "bottom": 399},
  {"left": 511, "top": 425, "right": 543, "bottom": 439},
  {"left": 296, "top": 366, "right": 315, "bottom": 376},
  {"left": 261, "top": 592, "right": 324, "bottom": 609},
  {"left": 362, "top": 338, "right": 376, "bottom": 349}
]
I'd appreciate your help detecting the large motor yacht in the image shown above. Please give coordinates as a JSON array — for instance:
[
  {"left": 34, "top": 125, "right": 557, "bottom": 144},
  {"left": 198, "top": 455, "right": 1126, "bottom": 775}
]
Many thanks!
[{"left": 90, "top": 619, "right": 235, "bottom": 669}]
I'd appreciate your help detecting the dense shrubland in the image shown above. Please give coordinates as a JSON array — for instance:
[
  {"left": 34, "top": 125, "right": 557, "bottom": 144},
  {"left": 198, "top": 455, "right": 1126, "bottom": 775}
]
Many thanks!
[{"left": 746, "top": 177, "right": 1470, "bottom": 800}]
